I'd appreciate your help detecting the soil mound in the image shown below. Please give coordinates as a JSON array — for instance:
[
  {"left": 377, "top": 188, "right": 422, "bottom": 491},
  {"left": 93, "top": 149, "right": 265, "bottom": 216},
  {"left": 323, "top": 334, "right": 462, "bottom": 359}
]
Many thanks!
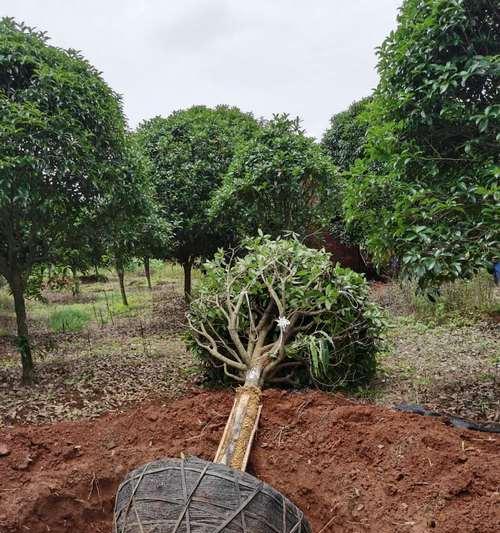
[{"left": 0, "top": 389, "right": 498, "bottom": 533}]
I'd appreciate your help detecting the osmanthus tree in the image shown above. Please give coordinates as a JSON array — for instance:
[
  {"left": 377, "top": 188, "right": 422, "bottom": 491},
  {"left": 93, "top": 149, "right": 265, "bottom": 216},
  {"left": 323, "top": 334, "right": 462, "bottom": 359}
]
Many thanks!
[
  {"left": 0, "top": 18, "right": 128, "bottom": 383},
  {"left": 210, "top": 114, "right": 338, "bottom": 240},
  {"left": 134, "top": 210, "right": 171, "bottom": 291},
  {"left": 321, "top": 98, "right": 375, "bottom": 248},
  {"left": 321, "top": 97, "right": 372, "bottom": 172},
  {"left": 137, "top": 105, "right": 259, "bottom": 301},
  {"left": 106, "top": 206, "right": 170, "bottom": 306},
  {"left": 186, "top": 234, "right": 384, "bottom": 466},
  {"left": 344, "top": 0, "right": 499, "bottom": 288},
  {"left": 126, "top": 133, "right": 172, "bottom": 291},
  {"left": 99, "top": 135, "right": 171, "bottom": 305}
]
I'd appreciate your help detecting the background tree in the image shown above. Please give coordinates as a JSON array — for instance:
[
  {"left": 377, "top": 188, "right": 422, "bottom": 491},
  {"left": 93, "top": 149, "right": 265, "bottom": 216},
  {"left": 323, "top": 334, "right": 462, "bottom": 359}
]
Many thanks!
[
  {"left": 127, "top": 133, "right": 171, "bottom": 291},
  {"left": 49, "top": 210, "right": 108, "bottom": 297},
  {"left": 0, "top": 18, "right": 127, "bottom": 382},
  {"left": 211, "top": 114, "right": 338, "bottom": 240},
  {"left": 137, "top": 105, "right": 259, "bottom": 300},
  {"left": 98, "top": 135, "right": 170, "bottom": 305},
  {"left": 321, "top": 98, "right": 376, "bottom": 249},
  {"left": 134, "top": 211, "right": 171, "bottom": 291},
  {"left": 344, "top": 0, "right": 499, "bottom": 287},
  {"left": 321, "top": 97, "right": 371, "bottom": 171}
]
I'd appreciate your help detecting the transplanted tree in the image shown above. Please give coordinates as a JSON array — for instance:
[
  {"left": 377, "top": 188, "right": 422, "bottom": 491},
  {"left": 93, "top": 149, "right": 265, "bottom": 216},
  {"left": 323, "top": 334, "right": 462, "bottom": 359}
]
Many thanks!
[
  {"left": 137, "top": 105, "right": 259, "bottom": 301},
  {"left": 0, "top": 18, "right": 128, "bottom": 382},
  {"left": 344, "top": 0, "right": 499, "bottom": 288},
  {"left": 187, "top": 234, "right": 384, "bottom": 467},
  {"left": 322, "top": 97, "right": 372, "bottom": 171},
  {"left": 211, "top": 114, "right": 338, "bottom": 240}
]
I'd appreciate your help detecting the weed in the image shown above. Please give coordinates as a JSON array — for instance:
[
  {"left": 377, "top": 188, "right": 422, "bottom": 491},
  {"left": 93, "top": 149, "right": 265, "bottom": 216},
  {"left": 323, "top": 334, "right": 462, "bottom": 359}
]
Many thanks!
[
  {"left": 353, "top": 385, "right": 384, "bottom": 400},
  {"left": 49, "top": 307, "right": 92, "bottom": 333},
  {"left": 380, "top": 270, "right": 497, "bottom": 326},
  {"left": 177, "top": 364, "right": 201, "bottom": 378},
  {"left": 0, "top": 290, "right": 13, "bottom": 311}
]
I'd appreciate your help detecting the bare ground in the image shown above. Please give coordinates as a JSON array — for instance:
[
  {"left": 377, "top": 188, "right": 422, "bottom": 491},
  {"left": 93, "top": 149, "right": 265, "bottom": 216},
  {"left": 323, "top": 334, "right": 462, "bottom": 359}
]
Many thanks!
[
  {"left": 366, "top": 283, "right": 499, "bottom": 423},
  {"left": 0, "top": 270, "right": 197, "bottom": 426},
  {"left": 0, "top": 269, "right": 498, "bottom": 427},
  {"left": 1, "top": 390, "right": 499, "bottom": 533}
]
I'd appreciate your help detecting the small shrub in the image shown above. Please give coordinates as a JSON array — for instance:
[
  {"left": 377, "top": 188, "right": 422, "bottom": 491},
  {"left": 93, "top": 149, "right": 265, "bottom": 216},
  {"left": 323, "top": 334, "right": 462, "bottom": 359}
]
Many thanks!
[
  {"left": 49, "top": 307, "right": 91, "bottom": 333},
  {"left": 149, "top": 259, "right": 165, "bottom": 270},
  {"left": 124, "top": 259, "right": 142, "bottom": 272},
  {"left": 187, "top": 234, "right": 385, "bottom": 390},
  {"left": 80, "top": 273, "right": 109, "bottom": 284}
]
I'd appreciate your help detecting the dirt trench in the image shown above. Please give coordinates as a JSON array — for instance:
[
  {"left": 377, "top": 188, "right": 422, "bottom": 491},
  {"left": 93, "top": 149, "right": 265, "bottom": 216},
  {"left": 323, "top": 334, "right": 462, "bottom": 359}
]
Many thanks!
[{"left": 0, "top": 389, "right": 499, "bottom": 533}]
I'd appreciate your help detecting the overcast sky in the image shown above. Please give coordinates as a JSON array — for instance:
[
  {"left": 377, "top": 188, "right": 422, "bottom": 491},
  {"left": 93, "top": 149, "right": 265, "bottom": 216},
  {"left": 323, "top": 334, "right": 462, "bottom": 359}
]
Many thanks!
[{"left": 1, "top": 0, "right": 401, "bottom": 138}]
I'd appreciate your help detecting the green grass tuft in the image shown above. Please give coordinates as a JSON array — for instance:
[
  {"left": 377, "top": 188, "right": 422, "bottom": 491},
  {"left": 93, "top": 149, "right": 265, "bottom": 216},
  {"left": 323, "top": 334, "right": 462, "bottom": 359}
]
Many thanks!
[
  {"left": 382, "top": 270, "right": 497, "bottom": 326},
  {"left": 0, "top": 290, "right": 13, "bottom": 311},
  {"left": 49, "top": 307, "right": 92, "bottom": 333}
]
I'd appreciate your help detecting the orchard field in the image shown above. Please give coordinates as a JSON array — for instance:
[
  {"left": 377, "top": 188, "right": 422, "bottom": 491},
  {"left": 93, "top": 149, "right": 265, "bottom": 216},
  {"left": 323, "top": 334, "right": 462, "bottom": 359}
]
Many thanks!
[
  {"left": 0, "top": 266, "right": 499, "bottom": 533},
  {"left": 1, "top": 1, "right": 499, "bottom": 532},
  {"left": 1, "top": 264, "right": 498, "bottom": 427}
]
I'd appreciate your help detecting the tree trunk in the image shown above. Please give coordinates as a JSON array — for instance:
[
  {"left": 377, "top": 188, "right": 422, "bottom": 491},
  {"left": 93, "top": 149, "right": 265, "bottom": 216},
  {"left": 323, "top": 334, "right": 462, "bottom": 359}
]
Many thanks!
[
  {"left": 213, "top": 367, "right": 263, "bottom": 470},
  {"left": 182, "top": 259, "right": 193, "bottom": 302},
  {"left": 144, "top": 256, "right": 152, "bottom": 290},
  {"left": 71, "top": 266, "right": 80, "bottom": 297},
  {"left": 116, "top": 265, "right": 128, "bottom": 306},
  {"left": 10, "top": 273, "right": 34, "bottom": 384}
]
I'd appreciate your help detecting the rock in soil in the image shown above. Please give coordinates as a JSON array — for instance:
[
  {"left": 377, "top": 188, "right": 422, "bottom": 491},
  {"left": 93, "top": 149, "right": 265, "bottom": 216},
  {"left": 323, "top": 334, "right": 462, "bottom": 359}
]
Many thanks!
[
  {"left": 0, "top": 442, "right": 10, "bottom": 456},
  {"left": 0, "top": 389, "right": 499, "bottom": 533}
]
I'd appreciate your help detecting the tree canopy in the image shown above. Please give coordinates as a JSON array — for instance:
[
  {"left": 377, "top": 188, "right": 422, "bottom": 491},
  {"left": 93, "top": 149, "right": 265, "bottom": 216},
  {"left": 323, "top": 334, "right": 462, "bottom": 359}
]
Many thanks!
[
  {"left": 0, "top": 18, "right": 129, "bottom": 381},
  {"left": 136, "top": 105, "right": 259, "bottom": 299},
  {"left": 211, "top": 114, "right": 339, "bottom": 240},
  {"left": 187, "top": 234, "right": 384, "bottom": 389},
  {"left": 321, "top": 97, "right": 371, "bottom": 171},
  {"left": 97, "top": 134, "right": 171, "bottom": 305},
  {"left": 343, "top": 0, "right": 499, "bottom": 288}
]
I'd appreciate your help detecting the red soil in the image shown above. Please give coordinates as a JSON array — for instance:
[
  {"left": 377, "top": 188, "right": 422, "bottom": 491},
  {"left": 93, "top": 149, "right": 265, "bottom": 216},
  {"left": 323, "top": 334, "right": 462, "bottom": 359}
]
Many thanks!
[{"left": 0, "top": 389, "right": 498, "bottom": 533}]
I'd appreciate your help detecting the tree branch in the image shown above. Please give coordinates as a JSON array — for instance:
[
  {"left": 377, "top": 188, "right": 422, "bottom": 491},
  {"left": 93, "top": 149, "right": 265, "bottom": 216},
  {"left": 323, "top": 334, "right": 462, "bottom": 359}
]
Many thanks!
[
  {"left": 226, "top": 288, "right": 250, "bottom": 364},
  {"left": 188, "top": 317, "right": 246, "bottom": 371}
]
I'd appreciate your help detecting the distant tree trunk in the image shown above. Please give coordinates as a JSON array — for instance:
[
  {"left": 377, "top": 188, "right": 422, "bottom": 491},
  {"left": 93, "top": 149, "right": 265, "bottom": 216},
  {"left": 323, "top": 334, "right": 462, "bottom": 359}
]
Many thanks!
[
  {"left": 116, "top": 264, "right": 128, "bottom": 306},
  {"left": 71, "top": 266, "right": 80, "bottom": 296},
  {"left": 9, "top": 272, "right": 34, "bottom": 384},
  {"left": 94, "top": 265, "right": 99, "bottom": 278},
  {"left": 144, "top": 256, "right": 152, "bottom": 290},
  {"left": 182, "top": 258, "right": 193, "bottom": 302}
]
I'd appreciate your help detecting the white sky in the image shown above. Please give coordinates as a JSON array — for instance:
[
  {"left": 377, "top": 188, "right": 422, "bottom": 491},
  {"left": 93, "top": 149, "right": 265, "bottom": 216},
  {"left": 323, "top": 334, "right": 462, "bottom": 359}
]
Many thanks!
[{"left": 1, "top": 0, "right": 401, "bottom": 138}]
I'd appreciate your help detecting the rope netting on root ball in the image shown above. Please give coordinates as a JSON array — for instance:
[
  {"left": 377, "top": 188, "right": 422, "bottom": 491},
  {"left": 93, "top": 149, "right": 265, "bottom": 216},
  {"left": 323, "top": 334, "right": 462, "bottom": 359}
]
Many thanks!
[
  {"left": 114, "top": 457, "right": 311, "bottom": 533},
  {"left": 113, "top": 235, "right": 384, "bottom": 531}
]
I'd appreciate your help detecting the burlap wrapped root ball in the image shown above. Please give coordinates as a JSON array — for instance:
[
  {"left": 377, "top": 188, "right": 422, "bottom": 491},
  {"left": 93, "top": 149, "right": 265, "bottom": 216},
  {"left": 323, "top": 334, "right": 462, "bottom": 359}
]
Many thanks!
[{"left": 114, "top": 457, "right": 312, "bottom": 533}]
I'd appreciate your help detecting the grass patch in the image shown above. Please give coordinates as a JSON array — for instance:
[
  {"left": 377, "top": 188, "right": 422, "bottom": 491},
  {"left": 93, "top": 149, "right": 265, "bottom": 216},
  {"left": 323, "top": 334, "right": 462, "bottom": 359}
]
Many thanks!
[
  {"left": 381, "top": 271, "right": 497, "bottom": 326},
  {"left": 0, "top": 290, "right": 13, "bottom": 312},
  {"left": 92, "top": 289, "right": 152, "bottom": 323},
  {"left": 49, "top": 307, "right": 92, "bottom": 333}
]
